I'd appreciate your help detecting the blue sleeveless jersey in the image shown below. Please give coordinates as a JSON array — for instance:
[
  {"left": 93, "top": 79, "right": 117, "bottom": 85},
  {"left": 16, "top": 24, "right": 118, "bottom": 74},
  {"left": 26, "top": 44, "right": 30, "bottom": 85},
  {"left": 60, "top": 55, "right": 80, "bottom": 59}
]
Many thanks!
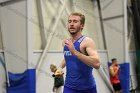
[{"left": 63, "top": 36, "right": 96, "bottom": 90}]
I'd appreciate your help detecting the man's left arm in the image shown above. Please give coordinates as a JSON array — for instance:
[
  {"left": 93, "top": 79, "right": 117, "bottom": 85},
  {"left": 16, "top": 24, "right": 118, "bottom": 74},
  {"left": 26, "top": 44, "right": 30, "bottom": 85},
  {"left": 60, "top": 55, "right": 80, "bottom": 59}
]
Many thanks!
[{"left": 74, "top": 38, "right": 100, "bottom": 69}]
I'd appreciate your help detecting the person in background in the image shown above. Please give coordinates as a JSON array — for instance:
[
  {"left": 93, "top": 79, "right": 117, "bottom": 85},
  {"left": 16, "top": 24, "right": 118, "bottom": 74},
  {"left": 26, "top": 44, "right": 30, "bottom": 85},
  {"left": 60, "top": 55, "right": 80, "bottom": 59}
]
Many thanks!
[
  {"left": 109, "top": 58, "right": 122, "bottom": 93},
  {"left": 50, "top": 64, "right": 64, "bottom": 93}
]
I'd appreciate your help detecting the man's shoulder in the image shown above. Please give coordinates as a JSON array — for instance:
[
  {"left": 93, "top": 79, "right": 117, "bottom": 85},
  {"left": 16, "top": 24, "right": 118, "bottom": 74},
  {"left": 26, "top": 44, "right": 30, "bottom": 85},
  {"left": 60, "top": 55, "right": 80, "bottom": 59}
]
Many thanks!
[
  {"left": 83, "top": 37, "right": 94, "bottom": 43},
  {"left": 82, "top": 37, "right": 95, "bottom": 47},
  {"left": 84, "top": 36, "right": 91, "bottom": 40}
]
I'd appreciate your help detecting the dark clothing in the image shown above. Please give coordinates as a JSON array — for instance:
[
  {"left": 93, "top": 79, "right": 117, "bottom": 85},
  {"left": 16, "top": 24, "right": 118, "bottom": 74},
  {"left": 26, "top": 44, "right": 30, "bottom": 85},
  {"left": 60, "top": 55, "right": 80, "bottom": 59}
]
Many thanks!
[
  {"left": 112, "top": 83, "right": 122, "bottom": 91},
  {"left": 63, "top": 86, "right": 97, "bottom": 93},
  {"left": 52, "top": 74, "right": 64, "bottom": 88}
]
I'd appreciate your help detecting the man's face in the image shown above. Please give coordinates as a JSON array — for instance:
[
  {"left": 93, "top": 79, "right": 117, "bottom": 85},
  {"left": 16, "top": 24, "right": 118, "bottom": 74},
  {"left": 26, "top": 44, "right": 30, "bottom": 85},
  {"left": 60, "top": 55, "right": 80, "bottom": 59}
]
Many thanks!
[
  {"left": 68, "top": 15, "right": 84, "bottom": 35},
  {"left": 113, "top": 60, "right": 118, "bottom": 65}
]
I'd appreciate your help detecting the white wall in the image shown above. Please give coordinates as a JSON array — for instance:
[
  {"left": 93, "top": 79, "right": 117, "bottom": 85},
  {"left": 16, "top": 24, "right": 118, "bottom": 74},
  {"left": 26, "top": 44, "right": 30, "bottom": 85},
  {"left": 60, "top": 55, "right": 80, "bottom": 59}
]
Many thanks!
[
  {"left": 0, "top": 0, "right": 11, "bottom": 3},
  {"left": 0, "top": 53, "right": 6, "bottom": 93},
  {"left": 100, "top": 0, "right": 126, "bottom": 63},
  {"left": 0, "top": 0, "right": 27, "bottom": 73},
  {"left": 32, "top": 0, "right": 104, "bottom": 50}
]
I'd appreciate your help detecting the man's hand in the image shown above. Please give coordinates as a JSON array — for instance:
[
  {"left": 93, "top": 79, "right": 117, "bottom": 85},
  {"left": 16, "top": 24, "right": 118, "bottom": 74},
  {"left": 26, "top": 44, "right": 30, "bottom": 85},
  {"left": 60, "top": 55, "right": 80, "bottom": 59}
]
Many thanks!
[
  {"left": 54, "top": 68, "right": 64, "bottom": 76},
  {"left": 64, "top": 39, "right": 76, "bottom": 55},
  {"left": 116, "top": 65, "right": 120, "bottom": 70},
  {"left": 117, "top": 65, "right": 120, "bottom": 72}
]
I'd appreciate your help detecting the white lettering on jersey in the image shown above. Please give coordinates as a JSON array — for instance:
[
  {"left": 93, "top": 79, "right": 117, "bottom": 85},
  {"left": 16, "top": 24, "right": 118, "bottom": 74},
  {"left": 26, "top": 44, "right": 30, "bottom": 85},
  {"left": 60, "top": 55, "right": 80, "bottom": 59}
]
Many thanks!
[{"left": 63, "top": 51, "right": 72, "bottom": 56}]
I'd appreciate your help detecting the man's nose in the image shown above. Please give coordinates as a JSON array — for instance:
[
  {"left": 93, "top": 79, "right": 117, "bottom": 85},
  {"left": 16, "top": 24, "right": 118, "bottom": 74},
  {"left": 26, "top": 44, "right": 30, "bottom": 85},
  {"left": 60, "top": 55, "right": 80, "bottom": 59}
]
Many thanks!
[{"left": 70, "top": 22, "right": 74, "bottom": 26}]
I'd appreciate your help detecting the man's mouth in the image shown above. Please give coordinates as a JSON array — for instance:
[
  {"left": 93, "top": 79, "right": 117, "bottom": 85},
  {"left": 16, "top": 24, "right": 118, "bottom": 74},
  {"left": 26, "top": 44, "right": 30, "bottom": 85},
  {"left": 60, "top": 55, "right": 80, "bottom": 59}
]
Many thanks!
[{"left": 70, "top": 28, "right": 75, "bottom": 30}]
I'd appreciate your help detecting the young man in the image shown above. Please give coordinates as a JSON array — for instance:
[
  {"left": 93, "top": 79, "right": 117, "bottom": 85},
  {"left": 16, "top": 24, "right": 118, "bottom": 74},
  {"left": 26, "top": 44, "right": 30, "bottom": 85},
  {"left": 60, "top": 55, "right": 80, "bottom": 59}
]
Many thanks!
[
  {"left": 109, "top": 58, "right": 122, "bottom": 93},
  {"left": 55, "top": 12, "right": 100, "bottom": 93}
]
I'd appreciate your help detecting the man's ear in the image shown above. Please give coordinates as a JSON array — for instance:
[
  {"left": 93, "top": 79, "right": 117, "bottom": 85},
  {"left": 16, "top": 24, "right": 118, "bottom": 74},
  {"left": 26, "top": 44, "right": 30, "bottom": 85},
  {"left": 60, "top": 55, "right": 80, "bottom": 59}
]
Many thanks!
[{"left": 81, "top": 24, "right": 84, "bottom": 30}]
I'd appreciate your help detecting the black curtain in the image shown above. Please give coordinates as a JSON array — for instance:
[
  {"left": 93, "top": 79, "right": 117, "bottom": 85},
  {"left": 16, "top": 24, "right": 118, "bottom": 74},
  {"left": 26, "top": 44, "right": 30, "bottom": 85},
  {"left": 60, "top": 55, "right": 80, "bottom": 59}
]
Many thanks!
[{"left": 131, "top": 0, "right": 140, "bottom": 90}]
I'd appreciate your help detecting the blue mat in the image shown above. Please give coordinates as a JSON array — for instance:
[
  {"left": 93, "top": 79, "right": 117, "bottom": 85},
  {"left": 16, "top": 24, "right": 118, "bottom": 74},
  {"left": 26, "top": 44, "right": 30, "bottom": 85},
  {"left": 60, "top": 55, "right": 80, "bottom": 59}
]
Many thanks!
[{"left": 6, "top": 69, "right": 36, "bottom": 93}]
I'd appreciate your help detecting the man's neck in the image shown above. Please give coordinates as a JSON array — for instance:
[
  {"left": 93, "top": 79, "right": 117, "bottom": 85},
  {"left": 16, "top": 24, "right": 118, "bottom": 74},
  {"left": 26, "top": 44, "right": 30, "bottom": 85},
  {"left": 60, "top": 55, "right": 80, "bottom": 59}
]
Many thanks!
[
  {"left": 71, "top": 32, "right": 82, "bottom": 42},
  {"left": 111, "top": 64, "right": 116, "bottom": 66}
]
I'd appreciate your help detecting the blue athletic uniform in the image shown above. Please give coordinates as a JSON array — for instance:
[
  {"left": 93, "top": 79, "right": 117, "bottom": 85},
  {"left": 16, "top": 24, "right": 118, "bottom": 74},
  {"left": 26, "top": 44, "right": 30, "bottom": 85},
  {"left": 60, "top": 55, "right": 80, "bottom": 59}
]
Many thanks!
[{"left": 63, "top": 36, "right": 97, "bottom": 93}]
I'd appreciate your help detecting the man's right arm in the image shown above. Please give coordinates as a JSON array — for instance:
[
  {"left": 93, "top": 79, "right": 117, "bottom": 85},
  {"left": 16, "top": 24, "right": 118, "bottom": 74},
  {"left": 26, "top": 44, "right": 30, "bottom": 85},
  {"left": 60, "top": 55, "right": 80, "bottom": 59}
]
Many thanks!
[
  {"left": 55, "top": 59, "right": 66, "bottom": 76},
  {"left": 58, "top": 59, "right": 66, "bottom": 69},
  {"left": 59, "top": 40, "right": 66, "bottom": 69}
]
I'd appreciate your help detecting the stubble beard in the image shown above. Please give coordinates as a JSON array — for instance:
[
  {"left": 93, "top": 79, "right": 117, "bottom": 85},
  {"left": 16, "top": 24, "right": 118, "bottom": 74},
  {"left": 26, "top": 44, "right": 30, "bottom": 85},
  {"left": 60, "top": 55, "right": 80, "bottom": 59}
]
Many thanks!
[
  {"left": 68, "top": 28, "right": 81, "bottom": 36},
  {"left": 70, "top": 31, "right": 78, "bottom": 35}
]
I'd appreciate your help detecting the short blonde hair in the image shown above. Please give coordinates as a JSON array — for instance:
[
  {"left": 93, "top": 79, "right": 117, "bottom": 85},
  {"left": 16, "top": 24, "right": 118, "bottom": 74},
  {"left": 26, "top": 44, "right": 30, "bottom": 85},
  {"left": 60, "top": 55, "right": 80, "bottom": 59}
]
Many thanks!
[{"left": 69, "top": 12, "right": 85, "bottom": 25}]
